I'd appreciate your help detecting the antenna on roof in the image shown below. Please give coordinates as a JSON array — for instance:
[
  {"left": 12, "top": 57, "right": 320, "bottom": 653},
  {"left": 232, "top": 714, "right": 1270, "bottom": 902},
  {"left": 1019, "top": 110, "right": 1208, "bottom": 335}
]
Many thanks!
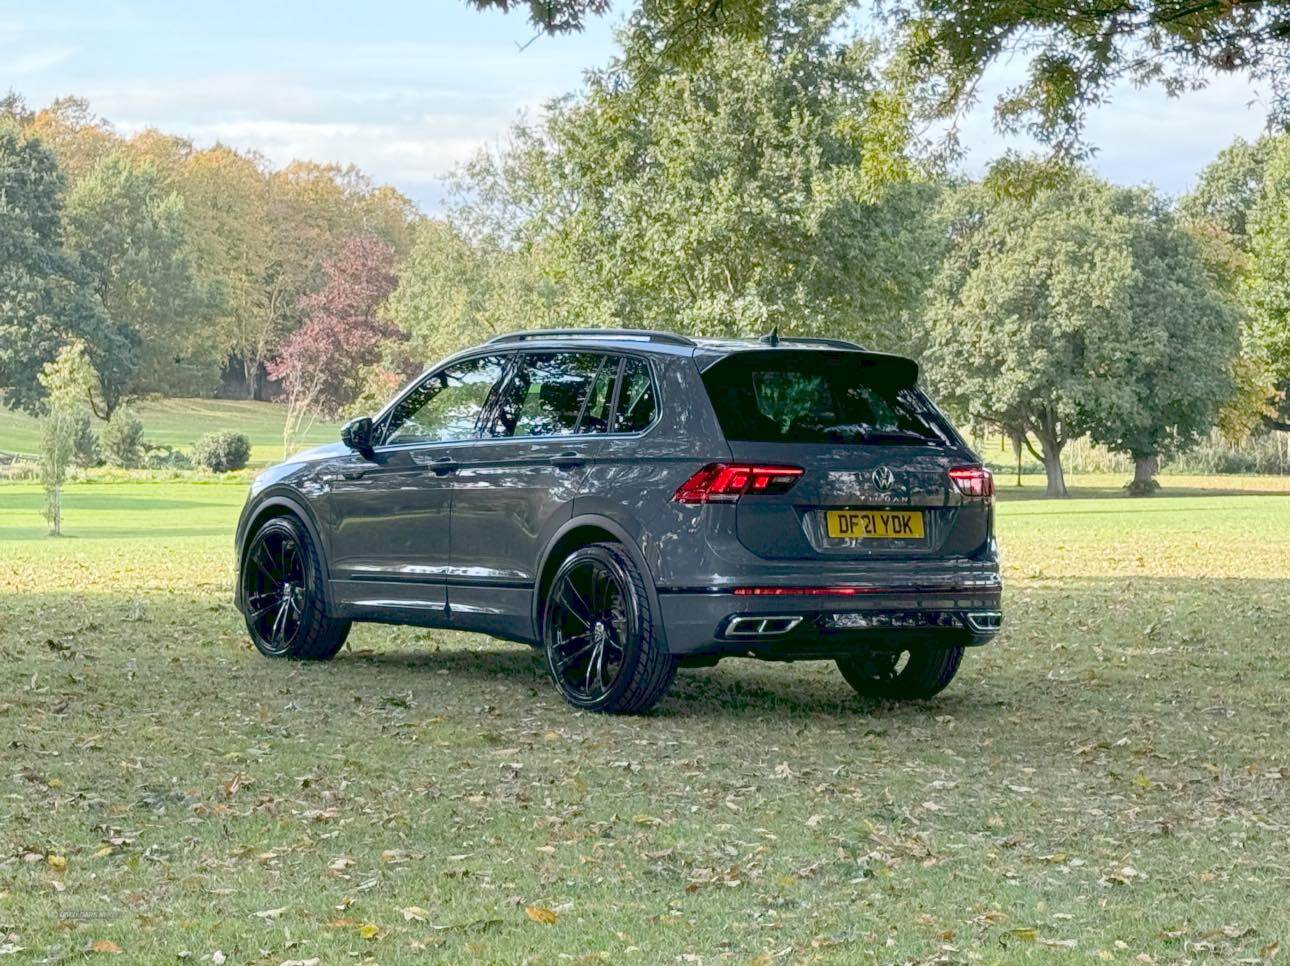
[{"left": 762, "top": 326, "right": 780, "bottom": 347}]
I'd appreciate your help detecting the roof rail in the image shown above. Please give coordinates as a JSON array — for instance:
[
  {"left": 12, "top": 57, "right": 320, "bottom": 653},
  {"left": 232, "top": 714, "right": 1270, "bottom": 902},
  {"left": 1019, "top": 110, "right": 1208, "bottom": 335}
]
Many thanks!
[
  {"left": 769, "top": 336, "right": 865, "bottom": 350},
  {"left": 488, "top": 328, "right": 696, "bottom": 348}
]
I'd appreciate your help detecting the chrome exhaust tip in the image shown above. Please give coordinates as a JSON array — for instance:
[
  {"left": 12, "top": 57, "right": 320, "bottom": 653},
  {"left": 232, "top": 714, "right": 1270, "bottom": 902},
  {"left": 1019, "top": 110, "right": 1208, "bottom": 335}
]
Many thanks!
[
  {"left": 723, "top": 615, "right": 803, "bottom": 638},
  {"left": 964, "top": 611, "right": 1003, "bottom": 633}
]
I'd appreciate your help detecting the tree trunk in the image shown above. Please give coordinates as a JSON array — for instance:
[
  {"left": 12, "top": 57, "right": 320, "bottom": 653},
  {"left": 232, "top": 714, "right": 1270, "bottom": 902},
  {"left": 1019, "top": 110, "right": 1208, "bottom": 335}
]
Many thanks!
[
  {"left": 49, "top": 484, "right": 61, "bottom": 536},
  {"left": 1041, "top": 451, "right": 1067, "bottom": 498},
  {"left": 1127, "top": 453, "right": 1160, "bottom": 496}
]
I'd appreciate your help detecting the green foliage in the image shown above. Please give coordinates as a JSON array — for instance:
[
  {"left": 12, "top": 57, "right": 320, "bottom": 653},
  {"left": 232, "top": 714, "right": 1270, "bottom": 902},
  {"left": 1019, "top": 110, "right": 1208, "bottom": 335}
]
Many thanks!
[
  {"left": 924, "top": 170, "right": 1237, "bottom": 496},
  {"left": 385, "top": 220, "right": 557, "bottom": 363},
  {"left": 100, "top": 407, "right": 144, "bottom": 468},
  {"left": 1243, "top": 135, "right": 1290, "bottom": 392},
  {"left": 36, "top": 339, "right": 98, "bottom": 413},
  {"left": 70, "top": 412, "right": 100, "bottom": 468},
  {"left": 445, "top": 1, "right": 938, "bottom": 347},
  {"left": 193, "top": 430, "right": 251, "bottom": 472},
  {"left": 37, "top": 409, "right": 78, "bottom": 534},
  {"left": 141, "top": 444, "right": 193, "bottom": 470},
  {"left": 0, "top": 120, "right": 123, "bottom": 415},
  {"left": 468, "top": 0, "right": 1290, "bottom": 162},
  {"left": 1178, "top": 136, "right": 1272, "bottom": 243},
  {"left": 1082, "top": 195, "right": 1239, "bottom": 469},
  {"left": 64, "top": 150, "right": 222, "bottom": 404}
]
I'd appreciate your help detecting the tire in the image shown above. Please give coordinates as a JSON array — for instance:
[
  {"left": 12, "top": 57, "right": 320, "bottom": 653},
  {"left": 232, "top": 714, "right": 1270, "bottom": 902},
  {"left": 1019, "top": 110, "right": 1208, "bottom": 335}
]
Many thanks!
[
  {"left": 836, "top": 645, "right": 964, "bottom": 700},
  {"left": 241, "top": 515, "right": 350, "bottom": 660},
  {"left": 542, "top": 542, "right": 677, "bottom": 714}
]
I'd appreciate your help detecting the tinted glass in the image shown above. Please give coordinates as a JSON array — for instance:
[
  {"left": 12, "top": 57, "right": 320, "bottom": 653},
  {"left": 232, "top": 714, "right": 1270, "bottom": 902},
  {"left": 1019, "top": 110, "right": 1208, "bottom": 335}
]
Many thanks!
[
  {"left": 384, "top": 355, "right": 508, "bottom": 445},
  {"left": 579, "top": 357, "right": 615, "bottom": 435},
  {"left": 613, "top": 358, "right": 656, "bottom": 433},
  {"left": 487, "top": 352, "right": 603, "bottom": 438},
  {"left": 701, "top": 351, "right": 949, "bottom": 445}
]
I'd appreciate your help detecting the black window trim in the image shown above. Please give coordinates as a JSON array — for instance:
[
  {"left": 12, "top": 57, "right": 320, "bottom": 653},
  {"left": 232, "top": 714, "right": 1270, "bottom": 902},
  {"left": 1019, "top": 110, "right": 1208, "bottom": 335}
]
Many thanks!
[
  {"left": 372, "top": 349, "right": 517, "bottom": 452},
  {"left": 472, "top": 349, "right": 661, "bottom": 444}
]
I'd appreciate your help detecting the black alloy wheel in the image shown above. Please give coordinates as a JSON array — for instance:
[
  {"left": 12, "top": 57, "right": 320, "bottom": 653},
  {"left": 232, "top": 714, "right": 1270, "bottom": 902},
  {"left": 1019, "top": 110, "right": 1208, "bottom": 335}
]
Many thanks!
[
  {"left": 241, "top": 516, "right": 349, "bottom": 660},
  {"left": 542, "top": 543, "right": 676, "bottom": 713}
]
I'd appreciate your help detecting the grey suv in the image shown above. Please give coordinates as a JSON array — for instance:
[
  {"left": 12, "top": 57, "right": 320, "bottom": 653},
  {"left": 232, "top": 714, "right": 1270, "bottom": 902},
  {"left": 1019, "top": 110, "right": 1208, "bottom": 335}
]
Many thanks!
[{"left": 235, "top": 329, "right": 1002, "bottom": 713}]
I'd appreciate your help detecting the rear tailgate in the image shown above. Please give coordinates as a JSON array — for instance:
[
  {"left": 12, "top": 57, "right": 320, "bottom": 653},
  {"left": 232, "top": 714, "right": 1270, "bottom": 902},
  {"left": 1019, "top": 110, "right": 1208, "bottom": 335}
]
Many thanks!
[
  {"left": 726, "top": 441, "right": 989, "bottom": 560},
  {"left": 700, "top": 348, "right": 990, "bottom": 562}
]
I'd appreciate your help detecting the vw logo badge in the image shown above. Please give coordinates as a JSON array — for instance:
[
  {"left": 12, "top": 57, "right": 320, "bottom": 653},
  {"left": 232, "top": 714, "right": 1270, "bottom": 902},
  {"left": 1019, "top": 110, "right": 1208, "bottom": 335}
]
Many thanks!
[{"left": 872, "top": 466, "right": 895, "bottom": 491}]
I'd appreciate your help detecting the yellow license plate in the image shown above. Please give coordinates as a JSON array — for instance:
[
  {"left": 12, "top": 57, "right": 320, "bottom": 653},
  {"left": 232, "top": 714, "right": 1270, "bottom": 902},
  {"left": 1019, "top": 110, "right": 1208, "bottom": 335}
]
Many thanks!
[{"left": 826, "top": 509, "right": 924, "bottom": 540}]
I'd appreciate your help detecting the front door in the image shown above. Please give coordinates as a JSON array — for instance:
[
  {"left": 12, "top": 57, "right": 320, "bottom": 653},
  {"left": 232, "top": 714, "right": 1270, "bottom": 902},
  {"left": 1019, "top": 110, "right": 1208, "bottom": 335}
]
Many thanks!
[{"left": 327, "top": 353, "right": 511, "bottom": 617}]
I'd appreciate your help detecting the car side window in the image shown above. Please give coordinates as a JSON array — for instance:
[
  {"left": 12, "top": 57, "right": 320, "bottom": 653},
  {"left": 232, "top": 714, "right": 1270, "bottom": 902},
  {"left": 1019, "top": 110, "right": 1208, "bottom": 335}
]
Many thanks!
[
  {"left": 613, "top": 358, "right": 657, "bottom": 433},
  {"left": 382, "top": 355, "right": 509, "bottom": 445},
  {"left": 578, "top": 357, "right": 616, "bottom": 435},
  {"left": 486, "top": 351, "right": 603, "bottom": 438}
]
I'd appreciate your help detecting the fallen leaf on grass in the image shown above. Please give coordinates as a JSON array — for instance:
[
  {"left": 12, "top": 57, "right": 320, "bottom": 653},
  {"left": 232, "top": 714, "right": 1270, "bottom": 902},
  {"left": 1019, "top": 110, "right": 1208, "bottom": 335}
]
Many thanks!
[
  {"left": 401, "top": 907, "right": 429, "bottom": 922},
  {"left": 525, "top": 905, "right": 558, "bottom": 925},
  {"left": 87, "top": 940, "right": 122, "bottom": 954},
  {"left": 1011, "top": 928, "right": 1037, "bottom": 942},
  {"left": 357, "top": 923, "right": 380, "bottom": 940},
  {"left": 1260, "top": 940, "right": 1280, "bottom": 960},
  {"left": 254, "top": 907, "right": 287, "bottom": 921},
  {"left": 47, "top": 854, "right": 67, "bottom": 872}
]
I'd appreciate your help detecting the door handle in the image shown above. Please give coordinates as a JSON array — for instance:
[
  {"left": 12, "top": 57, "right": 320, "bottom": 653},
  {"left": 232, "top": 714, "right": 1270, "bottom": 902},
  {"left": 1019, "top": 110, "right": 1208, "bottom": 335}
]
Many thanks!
[
  {"left": 413, "top": 454, "right": 459, "bottom": 475},
  {"left": 548, "top": 451, "right": 585, "bottom": 469}
]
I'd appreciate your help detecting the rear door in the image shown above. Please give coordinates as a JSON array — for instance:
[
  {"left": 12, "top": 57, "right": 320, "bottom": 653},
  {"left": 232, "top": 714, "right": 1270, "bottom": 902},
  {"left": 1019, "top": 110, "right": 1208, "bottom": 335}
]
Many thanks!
[
  {"left": 447, "top": 350, "right": 610, "bottom": 638},
  {"left": 699, "top": 350, "right": 989, "bottom": 561}
]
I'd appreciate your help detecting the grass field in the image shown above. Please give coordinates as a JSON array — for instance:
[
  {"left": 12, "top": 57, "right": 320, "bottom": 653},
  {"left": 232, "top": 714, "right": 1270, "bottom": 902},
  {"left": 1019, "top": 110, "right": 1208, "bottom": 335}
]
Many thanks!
[
  {"left": 1, "top": 475, "right": 1288, "bottom": 962},
  {"left": 0, "top": 397, "right": 340, "bottom": 466}
]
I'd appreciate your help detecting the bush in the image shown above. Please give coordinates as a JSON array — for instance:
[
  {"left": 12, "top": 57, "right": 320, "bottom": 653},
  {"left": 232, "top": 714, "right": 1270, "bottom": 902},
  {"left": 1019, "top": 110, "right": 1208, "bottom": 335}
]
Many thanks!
[
  {"left": 71, "top": 413, "right": 101, "bottom": 468},
  {"left": 101, "top": 408, "right": 144, "bottom": 468},
  {"left": 143, "top": 444, "right": 193, "bottom": 470},
  {"left": 194, "top": 431, "right": 251, "bottom": 472}
]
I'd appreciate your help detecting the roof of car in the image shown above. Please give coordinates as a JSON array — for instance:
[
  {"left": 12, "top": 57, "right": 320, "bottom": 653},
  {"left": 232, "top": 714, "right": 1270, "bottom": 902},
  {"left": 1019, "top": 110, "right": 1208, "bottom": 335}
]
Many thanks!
[{"left": 485, "top": 328, "right": 869, "bottom": 357}]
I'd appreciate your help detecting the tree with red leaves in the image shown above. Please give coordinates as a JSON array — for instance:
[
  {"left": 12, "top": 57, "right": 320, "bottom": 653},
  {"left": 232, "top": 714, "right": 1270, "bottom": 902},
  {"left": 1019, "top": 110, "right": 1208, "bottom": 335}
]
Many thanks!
[{"left": 269, "top": 234, "right": 403, "bottom": 423}]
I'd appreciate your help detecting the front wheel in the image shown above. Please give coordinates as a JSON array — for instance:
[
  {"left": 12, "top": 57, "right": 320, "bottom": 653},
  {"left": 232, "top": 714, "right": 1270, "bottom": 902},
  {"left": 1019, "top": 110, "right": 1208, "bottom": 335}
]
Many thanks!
[
  {"left": 837, "top": 645, "right": 964, "bottom": 700},
  {"left": 542, "top": 543, "right": 676, "bottom": 714},
  {"left": 241, "top": 515, "right": 349, "bottom": 660}
]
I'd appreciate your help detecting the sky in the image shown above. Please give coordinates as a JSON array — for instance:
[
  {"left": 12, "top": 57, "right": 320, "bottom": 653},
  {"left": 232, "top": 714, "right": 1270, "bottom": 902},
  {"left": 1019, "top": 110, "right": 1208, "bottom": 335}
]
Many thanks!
[{"left": 0, "top": 0, "right": 1273, "bottom": 214}]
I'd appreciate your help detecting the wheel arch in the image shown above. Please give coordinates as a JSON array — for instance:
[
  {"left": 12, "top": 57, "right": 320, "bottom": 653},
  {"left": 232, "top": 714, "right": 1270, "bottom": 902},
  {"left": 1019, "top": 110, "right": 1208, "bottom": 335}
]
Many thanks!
[
  {"left": 531, "top": 514, "right": 665, "bottom": 647},
  {"left": 236, "top": 493, "right": 334, "bottom": 614}
]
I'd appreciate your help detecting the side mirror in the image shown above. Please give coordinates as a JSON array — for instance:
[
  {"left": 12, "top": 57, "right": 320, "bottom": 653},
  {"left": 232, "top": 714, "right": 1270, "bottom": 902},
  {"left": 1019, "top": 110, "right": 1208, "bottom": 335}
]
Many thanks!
[{"left": 341, "top": 416, "right": 375, "bottom": 459}]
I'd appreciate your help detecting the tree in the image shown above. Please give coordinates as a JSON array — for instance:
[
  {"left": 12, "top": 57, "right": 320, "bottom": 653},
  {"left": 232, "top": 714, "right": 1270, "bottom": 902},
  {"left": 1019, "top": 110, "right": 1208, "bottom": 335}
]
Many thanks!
[
  {"left": 1083, "top": 193, "right": 1240, "bottom": 493},
  {"left": 924, "top": 173, "right": 1224, "bottom": 498},
  {"left": 454, "top": 0, "right": 939, "bottom": 346},
  {"left": 0, "top": 120, "right": 124, "bottom": 415},
  {"left": 468, "top": 0, "right": 1290, "bottom": 158},
  {"left": 1243, "top": 135, "right": 1290, "bottom": 409},
  {"left": 385, "top": 220, "right": 557, "bottom": 364},
  {"left": 268, "top": 235, "right": 403, "bottom": 422},
  {"left": 64, "top": 151, "right": 220, "bottom": 408},
  {"left": 1178, "top": 136, "right": 1272, "bottom": 243},
  {"left": 1184, "top": 132, "right": 1290, "bottom": 432},
  {"left": 36, "top": 342, "right": 98, "bottom": 535}
]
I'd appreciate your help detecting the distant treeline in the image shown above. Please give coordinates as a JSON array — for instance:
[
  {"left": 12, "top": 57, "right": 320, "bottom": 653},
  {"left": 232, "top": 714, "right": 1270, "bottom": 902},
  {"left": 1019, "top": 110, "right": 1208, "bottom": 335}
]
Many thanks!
[{"left": 2, "top": 3, "right": 1288, "bottom": 498}]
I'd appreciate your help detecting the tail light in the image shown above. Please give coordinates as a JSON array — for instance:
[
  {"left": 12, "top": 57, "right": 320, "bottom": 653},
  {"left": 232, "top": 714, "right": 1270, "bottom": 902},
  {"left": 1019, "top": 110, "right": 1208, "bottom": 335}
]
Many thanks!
[
  {"left": 948, "top": 465, "right": 993, "bottom": 498},
  {"left": 673, "top": 463, "right": 804, "bottom": 504}
]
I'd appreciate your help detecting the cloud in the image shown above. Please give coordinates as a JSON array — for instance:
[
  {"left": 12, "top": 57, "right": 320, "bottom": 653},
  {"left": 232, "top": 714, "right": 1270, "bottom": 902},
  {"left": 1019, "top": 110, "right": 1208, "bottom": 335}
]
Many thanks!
[{"left": 3, "top": 44, "right": 78, "bottom": 75}]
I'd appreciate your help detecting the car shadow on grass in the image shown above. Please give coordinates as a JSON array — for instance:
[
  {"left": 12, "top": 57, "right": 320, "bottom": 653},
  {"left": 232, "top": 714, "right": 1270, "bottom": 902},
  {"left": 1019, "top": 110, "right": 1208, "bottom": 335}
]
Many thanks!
[{"left": 343, "top": 643, "right": 1007, "bottom": 720}]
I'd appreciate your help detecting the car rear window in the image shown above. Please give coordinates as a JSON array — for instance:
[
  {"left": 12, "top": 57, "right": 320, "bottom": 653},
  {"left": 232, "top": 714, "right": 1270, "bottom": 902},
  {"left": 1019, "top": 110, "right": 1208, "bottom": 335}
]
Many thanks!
[{"left": 701, "top": 350, "right": 951, "bottom": 446}]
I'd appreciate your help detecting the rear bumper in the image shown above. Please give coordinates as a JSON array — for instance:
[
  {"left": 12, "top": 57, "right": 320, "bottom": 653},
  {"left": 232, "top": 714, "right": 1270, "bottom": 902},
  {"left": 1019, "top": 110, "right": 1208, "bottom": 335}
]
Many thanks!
[{"left": 657, "top": 576, "right": 1002, "bottom": 657}]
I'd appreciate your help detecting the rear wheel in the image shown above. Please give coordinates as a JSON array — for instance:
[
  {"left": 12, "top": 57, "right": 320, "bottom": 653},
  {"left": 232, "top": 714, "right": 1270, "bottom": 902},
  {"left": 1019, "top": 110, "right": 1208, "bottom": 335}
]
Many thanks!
[
  {"left": 836, "top": 645, "right": 963, "bottom": 700},
  {"left": 542, "top": 543, "right": 676, "bottom": 714},
  {"left": 241, "top": 515, "right": 349, "bottom": 660}
]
